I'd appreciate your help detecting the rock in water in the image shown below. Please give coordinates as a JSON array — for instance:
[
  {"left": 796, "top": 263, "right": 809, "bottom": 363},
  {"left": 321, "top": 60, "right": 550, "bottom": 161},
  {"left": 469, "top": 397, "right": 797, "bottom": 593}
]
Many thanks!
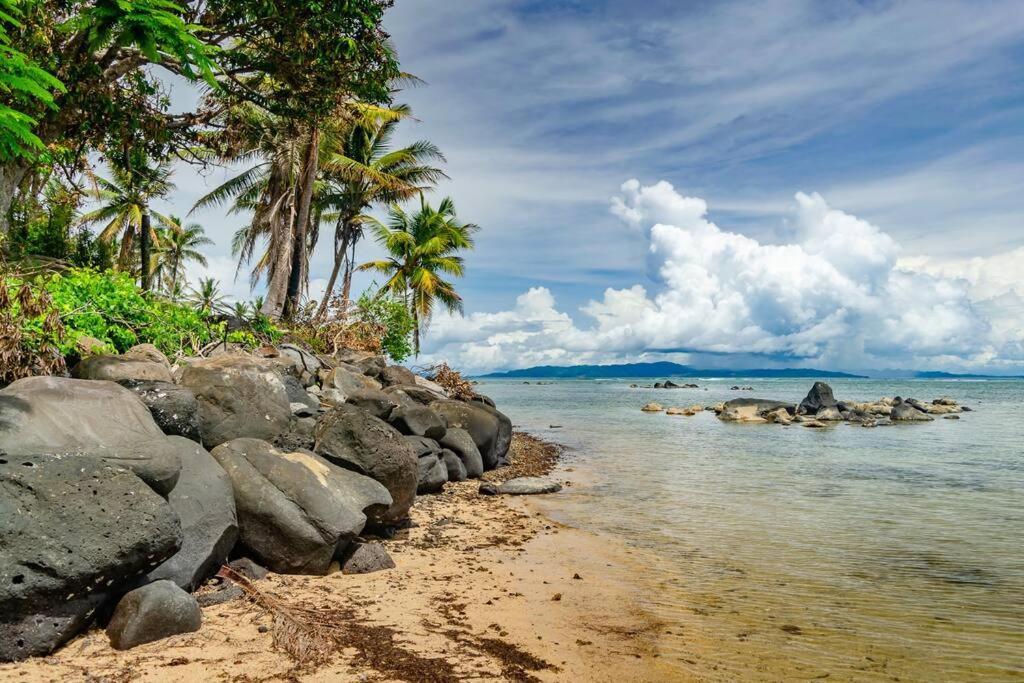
[
  {"left": 430, "top": 399, "right": 512, "bottom": 470},
  {"left": 0, "top": 376, "right": 183, "bottom": 494},
  {"left": 389, "top": 405, "right": 447, "bottom": 440},
  {"left": 718, "top": 398, "right": 794, "bottom": 423},
  {"left": 211, "top": 438, "right": 391, "bottom": 574},
  {"left": 106, "top": 581, "right": 201, "bottom": 650},
  {"left": 497, "top": 477, "right": 563, "bottom": 495},
  {"left": 416, "top": 453, "right": 448, "bottom": 494},
  {"left": 797, "top": 381, "right": 838, "bottom": 414},
  {"left": 0, "top": 455, "right": 181, "bottom": 661},
  {"left": 178, "top": 355, "right": 292, "bottom": 448},
  {"left": 815, "top": 405, "right": 844, "bottom": 421},
  {"left": 641, "top": 402, "right": 664, "bottom": 412},
  {"left": 143, "top": 438, "right": 238, "bottom": 592},
  {"left": 438, "top": 427, "right": 484, "bottom": 478},
  {"left": 117, "top": 380, "right": 201, "bottom": 442},
  {"left": 890, "top": 398, "right": 934, "bottom": 422},
  {"left": 313, "top": 405, "right": 418, "bottom": 525},
  {"left": 341, "top": 543, "right": 396, "bottom": 574}
]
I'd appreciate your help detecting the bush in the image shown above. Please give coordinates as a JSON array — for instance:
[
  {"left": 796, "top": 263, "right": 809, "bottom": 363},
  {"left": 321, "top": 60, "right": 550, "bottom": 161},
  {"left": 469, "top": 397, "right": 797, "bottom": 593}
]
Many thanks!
[
  {"left": 0, "top": 278, "right": 66, "bottom": 385},
  {"left": 287, "top": 290, "right": 415, "bottom": 362}
]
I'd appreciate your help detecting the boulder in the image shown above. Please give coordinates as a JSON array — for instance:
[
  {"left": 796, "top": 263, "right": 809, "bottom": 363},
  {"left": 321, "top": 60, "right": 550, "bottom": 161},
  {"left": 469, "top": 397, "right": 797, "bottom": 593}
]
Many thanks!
[
  {"left": 403, "top": 435, "right": 442, "bottom": 458},
  {"left": 227, "top": 557, "right": 268, "bottom": 581},
  {"left": 815, "top": 405, "right": 844, "bottom": 421},
  {"left": 106, "top": 580, "right": 201, "bottom": 650},
  {"left": 0, "top": 455, "right": 181, "bottom": 661},
  {"left": 934, "top": 396, "right": 957, "bottom": 406},
  {"left": 429, "top": 399, "right": 511, "bottom": 471},
  {"left": 116, "top": 380, "right": 201, "bottom": 442},
  {"left": 764, "top": 407, "right": 793, "bottom": 425},
  {"left": 272, "top": 417, "right": 317, "bottom": 452},
  {"left": 313, "top": 405, "right": 418, "bottom": 525},
  {"left": 797, "top": 381, "right": 837, "bottom": 415},
  {"left": 341, "top": 543, "right": 396, "bottom": 575},
  {"left": 416, "top": 454, "right": 448, "bottom": 494},
  {"left": 478, "top": 482, "right": 499, "bottom": 496},
  {"left": 211, "top": 438, "right": 392, "bottom": 574},
  {"left": 379, "top": 365, "right": 418, "bottom": 387},
  {"left": 344, "top": 387, "right": 399, "bottom": 420},
  {"left": 143, "top": 438, "right": 238, "bottom": 592},
  {"left": 281, "top": 374, "right": 319, "bottom": 414},
  {"left": 0, "top": 377, "right": 183, "bottom": 495},
  {"left": 438, "top": 427, "right": 484, "bottom": 478},
  {"left": 413, "top": 375, "right": 449, "bottom": 398},
  {"left": 641, "top": 402, "right": 664, "bottom": 412},
  {"left": 389, "top": 405, "right": 447, "bottom": 440},
  {"left": 497, "top": 477, "right": 562, "bottom": 495},
  {"left": 718, "top": 398, "right": 794, "bottom": 423},
  {"left": 321, "top": 366, "right": 382, "bottom": 398},
  {"left": 278, "top": 344, "right": 322, "bottom": 387},
  {"left": 334, "top": 349, "right": 386, "bottom": 378},
  {"left": 178, "top": 355, "right": 291, "bottom": 448},
  {"left": 72, "top": 352, "right": 173, "bottom": 384},
  {"left": 440, "top": 449, "right": 468, "bottom": 482},
  {"left": 890, "top": 398, "right": 934, "bottom": 422}
]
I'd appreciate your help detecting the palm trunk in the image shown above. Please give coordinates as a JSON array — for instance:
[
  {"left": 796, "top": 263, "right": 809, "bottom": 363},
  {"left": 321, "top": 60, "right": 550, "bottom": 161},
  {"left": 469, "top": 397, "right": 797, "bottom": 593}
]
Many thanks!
[
  {"left": 169, "top": 253, "right": 180, "bottom": 298},
  {"left": 413, "top": 305, "right": 420, "bottom": 356},
  {"left": 284, "top": 125, "right": 320, "bottom": 319},
  {"left": 140, "top": 212, "right": 151, "bottom": 291},
  {"left": 0, "top": 161, "right": 30, "bottom": 237},
  {"left": 340, "top": 234, "right": 359, "bottom": 311},
  {"left": 314, "top": 218, "right": 352, "bottom": 321}
]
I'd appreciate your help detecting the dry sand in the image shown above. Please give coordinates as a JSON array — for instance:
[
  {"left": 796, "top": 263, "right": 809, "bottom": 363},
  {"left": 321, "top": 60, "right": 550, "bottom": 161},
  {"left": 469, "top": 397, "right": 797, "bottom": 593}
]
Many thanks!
[{"left": 0, "top": 434, "right": 686, "bottom": 682}]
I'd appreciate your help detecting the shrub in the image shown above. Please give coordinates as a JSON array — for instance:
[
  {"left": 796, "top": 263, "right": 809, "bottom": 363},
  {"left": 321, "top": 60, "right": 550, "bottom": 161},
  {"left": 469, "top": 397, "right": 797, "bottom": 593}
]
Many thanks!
[
  {"left": 287, "top": 290, "right": 415, "bottom": 362},
  {"left": 0, "top": 277, "right": 66, "bottom": 385}
]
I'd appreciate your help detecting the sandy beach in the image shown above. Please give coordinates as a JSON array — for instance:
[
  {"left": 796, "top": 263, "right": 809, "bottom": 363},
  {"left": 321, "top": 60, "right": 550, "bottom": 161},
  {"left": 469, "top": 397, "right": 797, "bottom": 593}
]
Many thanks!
[{"left": 0, "top": 434, "right": 684, "bottom": 682}]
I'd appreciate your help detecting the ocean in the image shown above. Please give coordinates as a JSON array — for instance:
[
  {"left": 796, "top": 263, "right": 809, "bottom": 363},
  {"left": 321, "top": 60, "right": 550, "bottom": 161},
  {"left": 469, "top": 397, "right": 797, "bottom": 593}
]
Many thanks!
[{"left": 479, "top": 377, "right": 1024, "bottom": 682}]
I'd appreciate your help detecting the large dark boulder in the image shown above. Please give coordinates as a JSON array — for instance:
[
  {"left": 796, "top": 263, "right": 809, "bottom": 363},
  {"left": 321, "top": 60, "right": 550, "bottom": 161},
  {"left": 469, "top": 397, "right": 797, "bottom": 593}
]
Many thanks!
[
  {"left": 0, "top": 376, "right": 183, "bottom": 494},
  {"left": 440, "top": 449, "right": 467, "bottom": 482},
  {"left": 116, "top": 380, "right": 201, "bottom": 442},
  {"left": 386, "top": 384, "right": 446, "bottom": 406},
  {"left": 281, "top": 374, "right": 319, "bottom": 415},
  {"left": 277, "top": 344, "right": 323, "bottom": 387},
  {"left": 178, "top": 355, "right": 291, "bottom": 448},
  {"left": 313, "top": 405, "right": 418, "bottom": 525},
  {"left": 71, "top": 347, "right": 173, "bottom": 384},
  {"left": 388, "top": 405, "right": 447, "bottom": 440},
  {"left": 334, "top": 349, "right": 386, "bottom": 378},
  {"left": 344, "top": 387, "right": 398, "bottom": 420},
  {"left": 416, "top": 453, "right": 448, "bottom": 494},
  {"left": 891, "top": 398, "right": 934, "bottom": 422},
  {"left": 0, "top": 455, "right": 181, "bottom": 661},
  {"left": 106, "top": 580, "right": 201, "bottom": 650},
  {"left": 210, "top": 438, "right": 391, "bottom": 574},
  {"left": 438, "top": 427, "right": 484, "bottom": 478},
  {"left": 321, "top": 366, "right": 381, "bottom": 398},
  {"left": 403, "top": 435, "right": 442, "bottom": 458},
  {"left": 379, "top": 365, "right": 417, "bottom": 387},
  {"left": 142, "top": 438, "right": 238, "bottom": 592},
  {"left": 798, "top": 382, "right": 838, "bottom": 415},
  {"left": 340, "top": 542, "right": 395, "bottom": 575},
  {"left": 430, "top": 400, "right": 511, "bottom": 470}
]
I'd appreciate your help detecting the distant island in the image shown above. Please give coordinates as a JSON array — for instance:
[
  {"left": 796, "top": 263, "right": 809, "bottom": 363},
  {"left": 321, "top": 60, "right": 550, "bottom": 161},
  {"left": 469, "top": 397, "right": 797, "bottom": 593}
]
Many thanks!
[{"left": 478, "top": 362, "right": 867, "bottom": 379}]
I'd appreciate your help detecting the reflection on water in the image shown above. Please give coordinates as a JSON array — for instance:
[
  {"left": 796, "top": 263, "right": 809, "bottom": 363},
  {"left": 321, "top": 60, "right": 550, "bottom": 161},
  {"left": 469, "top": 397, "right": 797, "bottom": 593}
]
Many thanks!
[{"left": 482, "top": 378, "right": 1024, "bottom": 681}]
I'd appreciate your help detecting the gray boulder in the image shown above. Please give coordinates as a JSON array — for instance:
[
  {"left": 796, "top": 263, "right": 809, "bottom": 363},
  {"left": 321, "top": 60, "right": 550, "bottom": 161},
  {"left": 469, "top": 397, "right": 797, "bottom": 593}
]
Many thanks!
[
  {"left": 313, "top": 405, "right": 418, "bottom": 525},
  {"left": 341, "top": 542, "right": 395, "bottom": 575},
  {"left": 379, "top": 365, "right": 417, "bottom": 387},
  {"left": 278, "top": 344, "right": 322, "bottom": 387},
  {"left": 117, "top": 380, "right": 201, "bottom": 442},
  {"left": 416, "top": 454, "right": 448, "bottom": 494},
  {"left": 211, "top": 438, "right": 391, "bottom": 574},
  {"left": 798, "top": 381, "right": 838, "bottom": 415},
  {"left": 815, "top": 405, "right": 844, "bottom": 421},
  {"left": 334, "top": 349, "right": 386, "bottom": 378},
  {"left": 403, "top": 435, "right": 442, "bottom": 458},
  {"left": 106, "top": 581, "right": 201, "bottom": 650},
  {"left": 430, "top": 399, "right": 512, "bottom": 470},
  {"left": 178, "top": 355, "right": 291, "bottom": 448},
  {"left": 389, "top": 404, "right": 447, "bottom": 440},
  {"left": 143, "top": 438, "right": 238, "bottom": 592},
  {"left": 281, "top": 374, "right": 319, "bottom": 414},
  {"left": 321, "top": 365, "right": 382, "bottom": 398},
  {"left": 440, "top": 449, "right": 468, "bottom": 482},
  {"left": 438, "top": 427, "right": 485, "bottom": 478},
  {"left": 0, "top": 376, "right": 183, "bottom": 494},
  {"left": 386, "top": 384, "right": 446, "bottom": 406},
  {"left": 0, "top": 455, "right": 181, "bottom": 661},
  {"left": 891, "top": 398, "right": 934, "bottom": 422},
  {"left": 498, "top": 477, "right": 562, "bottom": 495},
  {"left": 717, "top": 398, "right": 795, "bottom": 424},
  {"left": 72, "top": 353, "right": 173, "bottom": 384},
  {"left": 344, "top": 387, "right": 398, "bottom": 420}
]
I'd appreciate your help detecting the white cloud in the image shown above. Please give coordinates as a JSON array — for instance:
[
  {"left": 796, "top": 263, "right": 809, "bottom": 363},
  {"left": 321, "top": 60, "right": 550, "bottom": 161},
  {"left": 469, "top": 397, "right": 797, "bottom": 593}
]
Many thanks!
[{"left": 421, "top": 180, "right": 1024, "bottom": 374}]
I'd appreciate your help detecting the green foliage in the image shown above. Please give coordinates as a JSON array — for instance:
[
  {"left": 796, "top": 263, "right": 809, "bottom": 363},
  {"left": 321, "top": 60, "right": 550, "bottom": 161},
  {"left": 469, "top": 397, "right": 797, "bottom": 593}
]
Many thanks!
[
  {"left": 353, "top": 290, "right": 414, "bottom": 362},
  {"left": 37, "top": 267, "right": 213, "bottom": 356}
]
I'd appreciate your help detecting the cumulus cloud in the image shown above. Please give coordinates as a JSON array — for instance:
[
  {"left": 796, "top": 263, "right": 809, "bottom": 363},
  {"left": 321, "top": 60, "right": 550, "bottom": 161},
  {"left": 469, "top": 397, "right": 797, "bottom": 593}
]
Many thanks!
[{"left": 419, "top": 180, "right": 1024, "bottom": 374}]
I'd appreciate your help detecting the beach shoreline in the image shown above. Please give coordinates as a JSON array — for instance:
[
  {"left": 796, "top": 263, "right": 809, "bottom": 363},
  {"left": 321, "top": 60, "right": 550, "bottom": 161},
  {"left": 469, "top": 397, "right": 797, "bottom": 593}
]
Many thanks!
[{"left": 0, "top": 433, "right": 683, "bottom": 682}]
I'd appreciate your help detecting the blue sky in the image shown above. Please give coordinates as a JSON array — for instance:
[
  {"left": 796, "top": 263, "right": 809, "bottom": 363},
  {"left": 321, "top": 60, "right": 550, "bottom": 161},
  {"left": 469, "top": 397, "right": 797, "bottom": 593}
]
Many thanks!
[{"left": 172, "top": 0, "right": 1024, "bottom": 374}]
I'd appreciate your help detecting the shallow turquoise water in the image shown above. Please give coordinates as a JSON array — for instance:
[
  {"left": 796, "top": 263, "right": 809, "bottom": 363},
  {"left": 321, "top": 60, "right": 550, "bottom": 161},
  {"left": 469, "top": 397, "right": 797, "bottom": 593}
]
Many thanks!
[{"left": 480, "top": 378, "right": 1024, "bottom": 681}]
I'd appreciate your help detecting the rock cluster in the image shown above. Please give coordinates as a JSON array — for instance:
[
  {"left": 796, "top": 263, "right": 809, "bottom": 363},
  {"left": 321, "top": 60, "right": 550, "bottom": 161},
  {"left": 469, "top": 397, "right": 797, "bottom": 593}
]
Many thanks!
[{"left": 0, "top": 342, "right": 512, "bottom": 660}]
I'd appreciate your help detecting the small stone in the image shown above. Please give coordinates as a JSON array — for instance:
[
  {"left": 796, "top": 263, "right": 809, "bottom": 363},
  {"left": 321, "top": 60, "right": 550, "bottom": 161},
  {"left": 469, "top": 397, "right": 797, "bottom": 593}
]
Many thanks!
[
  {"left": 106, "top": 581, "right": 201, "bottom": 650},
  {"left": 341, "top": 543, "right": 396, "bottom": 575}
]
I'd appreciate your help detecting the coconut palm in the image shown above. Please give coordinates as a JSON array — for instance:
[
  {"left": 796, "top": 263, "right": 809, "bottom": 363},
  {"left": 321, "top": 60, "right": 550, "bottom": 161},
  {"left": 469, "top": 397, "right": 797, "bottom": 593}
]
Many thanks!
[
  {"left": 79, "top": 156, "right": 173, "bottom": 271},
  {"left": 155, "top": 215, "right": 213, "bottom": 296},
  {"left": 188, "top": 277, "right": 228, "bottom": 315},
  {"left": 314, "top": 104, "right": 447, "bottom": 319},
  {"left": 360, "top": 195, "right": 477, "bottom": 354}
]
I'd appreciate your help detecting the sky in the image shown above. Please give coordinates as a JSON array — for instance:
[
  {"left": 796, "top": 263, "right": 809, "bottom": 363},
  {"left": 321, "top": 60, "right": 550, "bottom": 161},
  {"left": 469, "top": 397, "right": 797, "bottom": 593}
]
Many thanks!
[{"left": 163, "top": 0, "right": 1024, "bottom": 375}]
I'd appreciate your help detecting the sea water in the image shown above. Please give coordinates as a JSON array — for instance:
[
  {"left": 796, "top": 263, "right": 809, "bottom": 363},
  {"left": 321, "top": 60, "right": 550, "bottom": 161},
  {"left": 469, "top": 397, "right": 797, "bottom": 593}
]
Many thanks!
[{"left": 480, "top": 378, "right": 1024, "bottom": 682}]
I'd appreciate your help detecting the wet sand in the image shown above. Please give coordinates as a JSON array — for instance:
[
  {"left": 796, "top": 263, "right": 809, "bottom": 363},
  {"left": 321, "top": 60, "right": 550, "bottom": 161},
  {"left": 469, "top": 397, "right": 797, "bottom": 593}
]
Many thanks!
[{"left": 1, "top": 434, "right": 684, "bottom": 682}]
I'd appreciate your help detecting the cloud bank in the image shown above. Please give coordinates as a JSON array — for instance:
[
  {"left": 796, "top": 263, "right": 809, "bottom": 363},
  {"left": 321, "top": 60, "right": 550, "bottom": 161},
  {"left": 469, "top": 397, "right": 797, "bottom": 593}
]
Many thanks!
[{"left": 420, "top": 180, "right": 1024, "bottom": 375}]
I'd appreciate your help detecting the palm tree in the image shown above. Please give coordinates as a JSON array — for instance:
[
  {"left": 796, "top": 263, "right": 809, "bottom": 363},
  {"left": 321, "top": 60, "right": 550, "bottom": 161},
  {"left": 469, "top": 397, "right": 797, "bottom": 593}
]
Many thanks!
[
  {"left": 155, "top": 215, "right": 213, "bottom": 296},
  {"left": 314, "top": 104, "right": 447, "bottom": 319},
  {"left": 79, "top": 155, "right": 173, "bottom": 273},
  {"left": 188, "top": 277, "right": 228, "bottom": 315},
  {"left": 360, "top": 195, "right": 477, "bottom": 354}
]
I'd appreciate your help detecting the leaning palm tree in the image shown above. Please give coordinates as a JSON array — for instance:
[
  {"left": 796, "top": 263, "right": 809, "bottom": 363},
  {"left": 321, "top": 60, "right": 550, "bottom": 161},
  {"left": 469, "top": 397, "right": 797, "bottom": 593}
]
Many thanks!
[
  {"left": 79, "top": 156, "right": 173, "bottom": 271},
  {"left": 188, "top": 277, "right": 228, "bottom": 315},
  {"left": 314, "top": 104, "right": 447, "bottom": 319},
  {"left": 360, "top": 195, "right": 477, "bottom": 354},
  {"left": 156, "top": 215, "right": 213, "bottom": 296}
]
